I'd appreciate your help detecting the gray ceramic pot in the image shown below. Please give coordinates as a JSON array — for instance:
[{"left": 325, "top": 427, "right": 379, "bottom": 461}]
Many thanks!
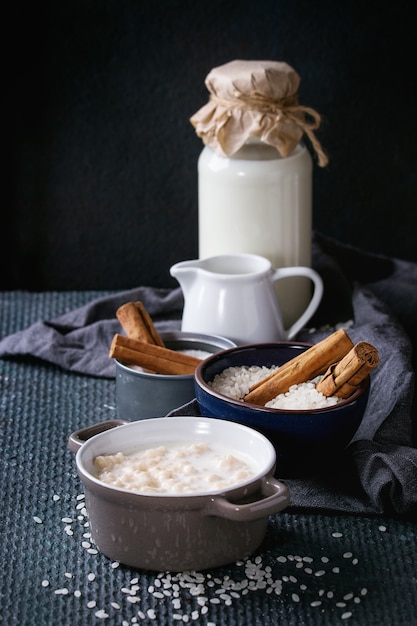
[
  {"left": 69, "top": 416, "right": 290, "bottom": 572},
  {"left": 115, "top": 331, "right": 236, "bottom": 420}
]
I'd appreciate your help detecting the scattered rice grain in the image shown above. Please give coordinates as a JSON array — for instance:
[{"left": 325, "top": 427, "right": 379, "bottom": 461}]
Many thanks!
[
  {"left": 126, "top": 596, "right": 140, "bottom": 603},
  {"left": 43, "top": 493, "right": 370, "bottom": 624}
]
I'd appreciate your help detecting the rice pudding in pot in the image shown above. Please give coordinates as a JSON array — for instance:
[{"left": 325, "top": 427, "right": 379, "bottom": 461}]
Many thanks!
[{"left": 94, "top": 441, "right": 258, "bottom": 494}]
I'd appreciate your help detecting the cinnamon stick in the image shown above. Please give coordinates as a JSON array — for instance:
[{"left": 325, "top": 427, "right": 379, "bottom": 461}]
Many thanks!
[
  {"left": 109, "top": 333, "right": 201, "bottom": 375},
  {"left": 116, "top": 301, "right": 165, "bottom": 346},
  {"left": 243, "top": 329, "right": 354, "bottom": 406},
  {"left": 316, "top": 341, "right": 379, "bottom": 398}
]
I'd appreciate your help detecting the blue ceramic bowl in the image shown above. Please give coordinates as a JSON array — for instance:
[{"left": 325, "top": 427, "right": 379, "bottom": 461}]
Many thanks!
[{"left": 194, "top": 342, "right": 370, "bottom": 471}]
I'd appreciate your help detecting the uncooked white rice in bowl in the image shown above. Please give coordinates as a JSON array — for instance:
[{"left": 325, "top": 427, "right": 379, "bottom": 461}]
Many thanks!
[
  {"left": 208, "top": 365, "right": 341, "bottom": 410},
  {"left": 194, "top": 343, "right": 370, "bottom": 469}
]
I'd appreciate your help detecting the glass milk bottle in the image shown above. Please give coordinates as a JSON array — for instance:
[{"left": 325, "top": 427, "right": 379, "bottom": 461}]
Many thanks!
[
  {"left": 198, "top": 138, "right": 313, "bottom": 327},
  {"left": 190, "top": 59, "right": 328, "bottom": 328}
]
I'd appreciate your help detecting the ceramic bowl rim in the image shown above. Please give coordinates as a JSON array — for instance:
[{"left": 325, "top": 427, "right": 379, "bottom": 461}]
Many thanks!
[
  {"left": 75, "top": 416, "right": 277, "bottom": 499},
  {"left": 116, "top": 331, "right": 237, "bottom": 381},
  {"left": 194, "top": 341, "right": 369, "bottom": 415}
]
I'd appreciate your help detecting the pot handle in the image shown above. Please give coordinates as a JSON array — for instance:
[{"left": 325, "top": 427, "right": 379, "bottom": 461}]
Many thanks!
[
  {"left": 205, "top": 477, "right": 290, "bottom": 522},
  {"left": 68, "top": 419, "right": 129, "bottom": 454}
]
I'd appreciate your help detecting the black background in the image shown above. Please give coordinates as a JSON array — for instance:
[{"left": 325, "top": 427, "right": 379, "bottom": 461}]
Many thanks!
[{"left": 8, "top": 0, "right": 417, "bottom": 290}]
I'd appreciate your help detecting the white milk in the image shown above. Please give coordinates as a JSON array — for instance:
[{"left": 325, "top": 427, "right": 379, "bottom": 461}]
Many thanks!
[
  {"left": 198, "top": 140, "right": 313, "bottom": 327},
  {"left": 94, "top": 442, "right": 257, "bottom": 494}
]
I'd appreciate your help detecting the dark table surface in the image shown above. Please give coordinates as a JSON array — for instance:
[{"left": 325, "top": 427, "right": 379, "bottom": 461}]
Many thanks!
[{"left": 1, "top": 290, "right": 416, "bottom": 626}]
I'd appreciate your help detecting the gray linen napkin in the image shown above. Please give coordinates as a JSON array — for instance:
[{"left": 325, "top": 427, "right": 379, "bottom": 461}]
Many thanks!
[
  {"left": 0, "top": 286, "right": 184, "bottom": 377},
  {"left": 1, "top": 233, "right": 416, "bottom": 516}
]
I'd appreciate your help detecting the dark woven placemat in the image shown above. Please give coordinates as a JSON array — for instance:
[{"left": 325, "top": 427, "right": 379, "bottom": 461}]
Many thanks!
[{"left": 1, "top": 291, "right": 416, "bottom": 625}]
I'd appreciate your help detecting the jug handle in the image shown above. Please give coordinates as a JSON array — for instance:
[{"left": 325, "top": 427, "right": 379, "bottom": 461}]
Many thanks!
[{"left": 271, "top": 267, "right": 323, "bottom": 339}]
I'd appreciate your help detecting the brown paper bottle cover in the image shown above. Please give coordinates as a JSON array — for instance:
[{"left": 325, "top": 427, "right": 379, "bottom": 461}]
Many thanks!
[{"left": 190, "top": 59, "right": 328, "bottom": 166}]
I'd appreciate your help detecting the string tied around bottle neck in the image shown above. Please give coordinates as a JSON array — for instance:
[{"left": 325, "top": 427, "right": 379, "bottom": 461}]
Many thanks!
[{"left": 210, "top": 90, "right": 328, "bottom": 167}]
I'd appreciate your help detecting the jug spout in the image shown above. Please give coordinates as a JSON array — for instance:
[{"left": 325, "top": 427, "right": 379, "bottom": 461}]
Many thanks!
[{"left": 169, "top": 259, "right": 204, "bottom": 296}]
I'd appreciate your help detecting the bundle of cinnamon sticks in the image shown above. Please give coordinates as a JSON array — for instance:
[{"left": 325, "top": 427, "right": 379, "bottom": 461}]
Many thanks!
[
  {"left": 109, "top": 304, "right": 380, "bottom": 397},
  {"left": 109, "top": 301, "right": 201, "bottom": 375},
  {"left": 244, "top": 329, "right": 380, "bottom": 406}
]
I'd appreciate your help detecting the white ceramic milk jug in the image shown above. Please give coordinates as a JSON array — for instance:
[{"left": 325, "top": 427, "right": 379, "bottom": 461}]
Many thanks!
[{"left": 170, "top": 253, "right": 323, "bottom": 345}]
